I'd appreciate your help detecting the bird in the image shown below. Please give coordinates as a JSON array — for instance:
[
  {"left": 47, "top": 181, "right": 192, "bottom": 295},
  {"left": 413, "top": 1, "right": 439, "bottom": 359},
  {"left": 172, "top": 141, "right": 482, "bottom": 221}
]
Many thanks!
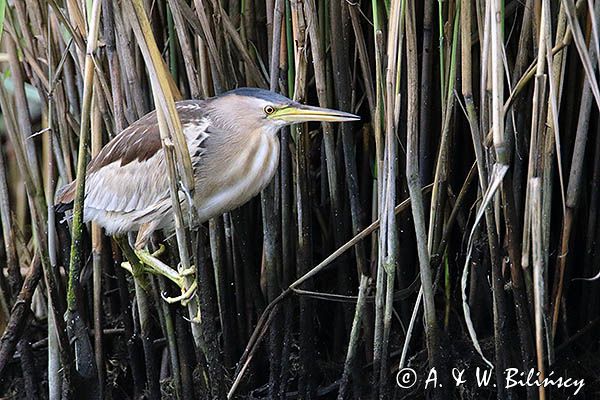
[{"left": 56, "top": 88, "right": 359, "bottom": 298}]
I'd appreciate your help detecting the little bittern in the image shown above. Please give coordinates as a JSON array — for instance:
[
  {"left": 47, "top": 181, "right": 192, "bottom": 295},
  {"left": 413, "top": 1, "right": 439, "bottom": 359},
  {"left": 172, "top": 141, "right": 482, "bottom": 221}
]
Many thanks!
[{"left": 56, "top": 88, "right": 358, "bottom": 300}]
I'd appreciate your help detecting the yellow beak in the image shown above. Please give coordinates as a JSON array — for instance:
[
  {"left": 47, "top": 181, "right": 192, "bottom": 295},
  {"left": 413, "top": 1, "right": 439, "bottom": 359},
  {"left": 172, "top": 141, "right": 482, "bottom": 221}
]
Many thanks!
[{"left": 270, "top": 103, "right": 360, "bottom": 123}]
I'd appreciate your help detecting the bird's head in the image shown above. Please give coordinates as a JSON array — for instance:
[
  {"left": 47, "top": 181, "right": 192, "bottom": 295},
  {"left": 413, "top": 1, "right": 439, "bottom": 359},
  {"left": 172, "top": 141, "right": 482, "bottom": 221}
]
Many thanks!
[{"left": 208, "top": 88, "right": 360, "bottom": 133}]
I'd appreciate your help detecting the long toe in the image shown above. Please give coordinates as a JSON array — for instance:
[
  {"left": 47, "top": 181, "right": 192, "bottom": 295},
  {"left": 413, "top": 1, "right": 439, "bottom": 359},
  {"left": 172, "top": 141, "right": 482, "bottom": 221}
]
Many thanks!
[
  {"left": 161, "top": 280, "right": 197, "bottom": 304},
  {"left": 178, "top": 265, "right": 196, "bottom": 276}
]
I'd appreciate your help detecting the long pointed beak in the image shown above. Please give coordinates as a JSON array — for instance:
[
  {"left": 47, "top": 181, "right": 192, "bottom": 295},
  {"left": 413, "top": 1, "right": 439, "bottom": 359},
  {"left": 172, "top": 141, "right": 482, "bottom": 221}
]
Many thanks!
[{"left": 271, "top": 103, "right": 360, "bottom": 123}]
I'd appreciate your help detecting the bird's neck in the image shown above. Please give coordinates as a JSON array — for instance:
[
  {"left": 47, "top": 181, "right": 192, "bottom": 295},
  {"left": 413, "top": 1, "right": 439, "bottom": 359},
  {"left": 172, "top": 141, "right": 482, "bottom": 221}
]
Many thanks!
[
  {"left": 258, "top": 124, "right": 283, "bottom": 137},
  {"left": 192, "top": 126, "right": 280, "bottom": 221}
]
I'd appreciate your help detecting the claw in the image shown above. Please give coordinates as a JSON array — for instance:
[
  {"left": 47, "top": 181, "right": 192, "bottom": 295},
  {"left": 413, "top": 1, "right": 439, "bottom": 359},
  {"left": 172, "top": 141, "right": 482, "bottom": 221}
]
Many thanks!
[
  {"left": 120, "top": 261, "right": 133, "bottom": 275},
  {"left": 183, "top": 307, "right": 202, "bottom": 324},
  {"left": 161, "top": 280, "right": 198, "bottom": 304},
  {"left": 191, "top": 307, "right": 202, "bottom": 323}
]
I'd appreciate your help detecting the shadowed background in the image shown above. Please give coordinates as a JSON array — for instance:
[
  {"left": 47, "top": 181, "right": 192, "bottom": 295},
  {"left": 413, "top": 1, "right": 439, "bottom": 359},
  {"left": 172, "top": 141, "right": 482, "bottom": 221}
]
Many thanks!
[{"left": 0, "top": 0, "right": 599, "bottom": 399}]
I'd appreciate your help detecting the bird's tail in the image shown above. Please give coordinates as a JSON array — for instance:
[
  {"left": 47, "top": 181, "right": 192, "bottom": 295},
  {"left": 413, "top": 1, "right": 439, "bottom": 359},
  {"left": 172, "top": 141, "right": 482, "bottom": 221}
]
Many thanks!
[{"left": 55, "top": 181, "right": 76, "bottom": 213}]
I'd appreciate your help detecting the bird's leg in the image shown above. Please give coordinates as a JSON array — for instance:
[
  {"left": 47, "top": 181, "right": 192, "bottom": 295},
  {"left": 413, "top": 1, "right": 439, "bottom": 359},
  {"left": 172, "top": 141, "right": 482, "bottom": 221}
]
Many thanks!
[
  {"left": 114, "top": 236, "right": 151, "bottom": 292},
  {"left": 132, "top": 247, "right": 198, "bottom": 304},
  {"left": 138, "top": 226, "right": 198, "bottom": 303},
  {"left": 117, "top": 233, "right": 197, "bottom": 304},
  {"left": 133, "top": 245, "right": 178, "bottom": 283},
  {"left": 134, "top": 222, "right": 157, "bottom": 250},
  {"left": 134, "top": 247, "right": 183, "bottom": 285}
]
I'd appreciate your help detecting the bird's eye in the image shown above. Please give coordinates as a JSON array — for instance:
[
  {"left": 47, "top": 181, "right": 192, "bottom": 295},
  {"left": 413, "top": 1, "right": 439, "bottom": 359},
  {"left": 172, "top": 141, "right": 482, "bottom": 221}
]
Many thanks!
[{"left": 264, "top": 105, "right": 275, "bottom": 115}]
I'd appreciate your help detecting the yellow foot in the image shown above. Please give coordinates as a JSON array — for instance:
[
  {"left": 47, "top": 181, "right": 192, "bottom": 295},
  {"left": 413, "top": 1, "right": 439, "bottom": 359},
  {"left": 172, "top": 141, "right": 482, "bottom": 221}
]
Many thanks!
[
  {"left": 178, "top": 265, "right": 196, "bottom": 277},
  {"left": 162, "top": 280, "right": 197, "bottom": 305},
  {"left": 183, "top": 307, "right": 202, "bottom": 324},
  {"left": 119, "top": 245, "right": 198, "bottom": 306}
]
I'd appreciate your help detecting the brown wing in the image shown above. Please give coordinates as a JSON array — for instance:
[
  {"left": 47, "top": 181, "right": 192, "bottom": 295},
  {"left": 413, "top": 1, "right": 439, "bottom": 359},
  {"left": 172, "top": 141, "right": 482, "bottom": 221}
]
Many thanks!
[{"left": 55, "top": 100, "right": 206, "bottom": 215}]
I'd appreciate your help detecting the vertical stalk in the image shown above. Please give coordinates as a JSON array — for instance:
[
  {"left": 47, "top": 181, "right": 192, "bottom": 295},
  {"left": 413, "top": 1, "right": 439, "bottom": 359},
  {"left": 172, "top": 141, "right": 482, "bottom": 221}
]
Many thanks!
[
  {"left": 530, "top": 178, "right": 547, "bottom": 400},
  {"left": 0, "top": 42, "right": 73, "bottom": 400},
  {"left": 488, "top": 0, "right": 511, "bottom": 393},
  {"left": 337, "top": 274, "right": 369, "bottom": 399},
  {"left": 552, "top": 0, "right": 600, "bottom": 338},
  {"left": 116, "top": 238, "right": 160, "bottom": 398},
  {"left": 265, "top": 0, "right": 285, "bottom": 396},
  {"left": 377, "top": 0, "right": 404, "bottom": 396},
  {"left": 405, "top": 2, "right": 441, "bottom": 399},
  {"left": 156, "top": 279, "right": 182, "bottom": 400},
  {"left": 290, "top": 3, "right": 316, "bottom": 395},
  {"left": 304, "top": 0, "right": 345, "bottom": 252},
  {"left": 65, "top": 0, "right": 101, "bottom": 385},
  {"left": 194, "top": 230, "right": 225, "bottom": 399},
  {"left": 419, "top": 0, "right": 435, "bottom": 182},
  {"left": 91, "top": 93, "right": 104, "bottom": 396},
  {"left": 330, "top": 0, "right": 367, "bottom": 279}
]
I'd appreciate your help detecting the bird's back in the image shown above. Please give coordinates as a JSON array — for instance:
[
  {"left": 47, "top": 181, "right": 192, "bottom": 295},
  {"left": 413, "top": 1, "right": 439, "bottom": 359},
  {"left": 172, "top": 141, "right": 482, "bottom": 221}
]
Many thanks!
[{"left": 55, "top": 100, "right": 208, "bottom": 234}]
